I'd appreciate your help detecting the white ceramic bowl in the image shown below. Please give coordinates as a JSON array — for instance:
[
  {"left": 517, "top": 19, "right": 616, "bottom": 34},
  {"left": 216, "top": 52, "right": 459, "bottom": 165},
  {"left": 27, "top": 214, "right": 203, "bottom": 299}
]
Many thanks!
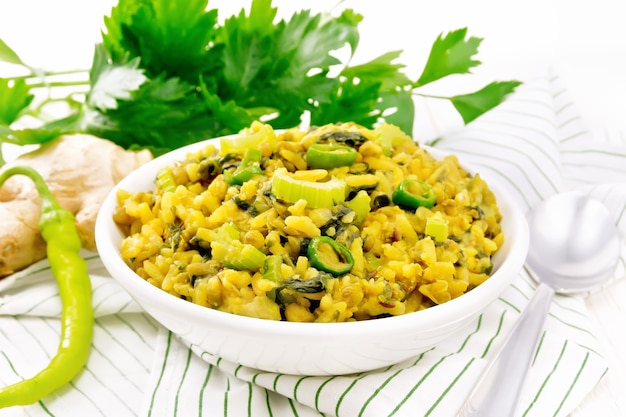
[{"left": 95, "top": 136, "right": 529, "bottom": 376}]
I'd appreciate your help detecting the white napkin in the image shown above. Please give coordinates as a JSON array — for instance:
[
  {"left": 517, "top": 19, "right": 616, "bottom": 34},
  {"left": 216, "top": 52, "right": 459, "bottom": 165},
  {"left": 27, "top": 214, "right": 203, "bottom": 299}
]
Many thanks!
[{"left": 1, "top": 71, "right": 625, "bottom": 417}]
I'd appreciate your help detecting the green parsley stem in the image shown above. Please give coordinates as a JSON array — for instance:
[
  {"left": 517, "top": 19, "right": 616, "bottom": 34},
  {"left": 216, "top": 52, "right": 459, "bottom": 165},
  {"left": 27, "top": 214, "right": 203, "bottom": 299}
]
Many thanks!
[
  {"left": 412, "top": 92, "right": 451, "bottom": 100},
  {"left": 25, "top": 80, "right": 90, "bottom": 89},
  {"left": 7, "top": 68, "right": 89, "bottom": 80}
]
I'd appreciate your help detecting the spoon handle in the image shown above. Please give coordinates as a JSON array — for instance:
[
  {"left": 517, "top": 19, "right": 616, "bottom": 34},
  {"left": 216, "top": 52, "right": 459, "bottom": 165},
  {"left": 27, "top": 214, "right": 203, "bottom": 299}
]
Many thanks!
[{"left": 457, "top": 282, "right": 555, "bottom": 417}]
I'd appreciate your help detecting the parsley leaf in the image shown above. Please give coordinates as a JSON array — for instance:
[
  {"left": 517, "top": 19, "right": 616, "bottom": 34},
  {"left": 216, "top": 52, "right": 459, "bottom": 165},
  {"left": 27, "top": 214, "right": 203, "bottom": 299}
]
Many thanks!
[
  {"left": 0, "top": 123, "right": 75, "bottom": 149},
  {"left": 311, "top": 77, "right": 382, "bottom": 128},
  {"left": 312, "top": 50, "right": 413, "bottom": 128},
  {"left": 87, "top": 50, "right": 147, "bottom": 110},
  {"left": 376, "top": 89, "right": 415, "bottom": 135},
  {"left": 342, "top": 50, "right": 411, "bottom": 91},
  {"left": 217, "top": 0, "right": 280, "bottom": 99},
  {"left": 449, "top": 81, "right": 522, "bottom": 124},
  {"left": 0, "top": 78, "right": 33, "bottom": 125},
  {"left": 0, "top": 38, "right": 25, "bottom": 67},
  {"left": 415, "top": 27, "right": 482, "bottom": 87},
  {"left": 86, "top": 72, "right": 254, "bottom": 155},
  {"left": 102, "top": 0, "right": 221, "bottom": 82},
  {"left": 90, "top": 0, "right": 369, "bottom": 148},
  {"left": 339, "top": 50, "right": 414, "bottom": 133},
  {"left": 218, "top": 1, "right": 363, "bottom": 127},
  {"left": 0, "top": 1, "right": 522, "bottom": 162}
]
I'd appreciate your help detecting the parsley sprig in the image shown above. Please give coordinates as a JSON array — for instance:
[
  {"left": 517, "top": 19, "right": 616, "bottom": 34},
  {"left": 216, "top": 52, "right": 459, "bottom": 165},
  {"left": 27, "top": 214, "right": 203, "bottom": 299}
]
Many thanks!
[{"left": 0, "top": 0, "right": 521, "bottom": 163}]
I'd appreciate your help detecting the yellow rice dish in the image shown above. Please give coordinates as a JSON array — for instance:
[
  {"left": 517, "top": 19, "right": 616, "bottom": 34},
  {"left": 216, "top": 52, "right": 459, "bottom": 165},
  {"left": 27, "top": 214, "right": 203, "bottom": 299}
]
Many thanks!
[{"left": 113, "top": 121, "right": 503, "bottom": 322}]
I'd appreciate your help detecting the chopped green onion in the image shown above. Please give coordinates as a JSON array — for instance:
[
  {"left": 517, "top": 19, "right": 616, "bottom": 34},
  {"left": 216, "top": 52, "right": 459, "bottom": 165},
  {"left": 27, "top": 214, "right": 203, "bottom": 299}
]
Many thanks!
[
  {"left": 271, "top": 167, "right": 346, "bottom": 208},
  {"left": 425, "top": 212, "right": 449, "bottom": 242},
  {"left": 306, "top": 143, "right": 358, "bottom": 169},
  {"left": 392, "top": 179, "right": 436, "bottom": 209},
  {"left": 307, "top": 236, "right": 354, "bottom": 276}
]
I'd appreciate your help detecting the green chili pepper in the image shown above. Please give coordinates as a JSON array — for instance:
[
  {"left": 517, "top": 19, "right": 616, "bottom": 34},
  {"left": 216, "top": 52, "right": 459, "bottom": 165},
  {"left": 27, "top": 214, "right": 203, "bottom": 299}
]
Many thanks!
[
  {"left": 307, "top": 236, "right": 354, "bottom": 276},
  {"left": 226, "top": 148, "right": 264, "bottom": 185},
  {"left": 0, "top": 166, "right": 93, "bottom": 408},
  {"left": 306, "top": 143, "right": 358, "bottom": 169},
  {"left": 392, "top": 179, "right": 436, "bottom": 209}
]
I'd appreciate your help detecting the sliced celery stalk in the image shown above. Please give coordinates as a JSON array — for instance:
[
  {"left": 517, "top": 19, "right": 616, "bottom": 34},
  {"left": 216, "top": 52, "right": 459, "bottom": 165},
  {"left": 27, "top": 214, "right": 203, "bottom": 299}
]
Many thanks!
[
  {"left": 373, "top": 123, "right": 412, "bottom": 156},
  {"left": 425, "top": 212, "right": 449, "bottom": 242},
  {"left": 155, "top": 167, "right": 177, "bottom": 193},
  {"left": 344, "top": 190, "right": 371, "bottom": 224},
  {"left": 220, "top": 123, "right": 277, "bottom": 155},
  {"left": 261, "top": 254, "right": 283, "bottom": 282},
  {"left": 211, "top": 223, "right": 266, "bottom": 271},
  {"left": 271, "top": 167, "right": 346, "bottom": 208}
]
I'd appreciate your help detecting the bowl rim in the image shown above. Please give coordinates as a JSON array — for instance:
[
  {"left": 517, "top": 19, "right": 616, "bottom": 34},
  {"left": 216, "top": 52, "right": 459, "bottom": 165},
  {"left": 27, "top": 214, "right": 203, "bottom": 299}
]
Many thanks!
[{"left": 95, "top": 133, "right": 529, "bottom": 338}]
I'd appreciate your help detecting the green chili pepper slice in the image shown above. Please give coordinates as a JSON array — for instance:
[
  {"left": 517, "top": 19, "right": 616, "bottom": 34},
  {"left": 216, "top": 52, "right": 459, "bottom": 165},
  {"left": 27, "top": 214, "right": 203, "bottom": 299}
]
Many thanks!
[
  {"left": 306, "top": 143, "right": 358, "bottom": 169},
  {"left": 392, "top": 179, "right": 436, "bottom": 209},
  {"left": 226, "top": 148, "right": 264, "bottom": 185},
  {"left": 307, "top": 236, "right": 354, "bottom": 276},
  {"left": 0, "top": 166, "right": 93, "bottom": 407}
]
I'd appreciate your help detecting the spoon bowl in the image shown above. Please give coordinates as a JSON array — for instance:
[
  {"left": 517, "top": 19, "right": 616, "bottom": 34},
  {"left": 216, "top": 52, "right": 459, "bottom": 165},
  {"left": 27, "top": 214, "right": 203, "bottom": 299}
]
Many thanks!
[
  {"left": 526, "top": 191, "right": 620, "bottom": 292},
  {"left": 459, "top": 191, "right": 620, "bottom": 416}
]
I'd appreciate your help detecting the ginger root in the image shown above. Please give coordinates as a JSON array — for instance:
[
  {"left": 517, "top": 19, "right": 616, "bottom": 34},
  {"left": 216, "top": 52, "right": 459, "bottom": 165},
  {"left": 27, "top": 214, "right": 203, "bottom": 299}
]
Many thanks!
[{"left": 0, "top": 134, "right": 152, "bottom": 277}]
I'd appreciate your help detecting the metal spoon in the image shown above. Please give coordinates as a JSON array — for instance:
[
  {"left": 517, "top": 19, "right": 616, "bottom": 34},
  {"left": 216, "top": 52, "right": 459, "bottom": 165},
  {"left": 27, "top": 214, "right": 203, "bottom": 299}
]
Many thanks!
[{"left": 458, "top": 191, "right": 621, "bottom": 417}]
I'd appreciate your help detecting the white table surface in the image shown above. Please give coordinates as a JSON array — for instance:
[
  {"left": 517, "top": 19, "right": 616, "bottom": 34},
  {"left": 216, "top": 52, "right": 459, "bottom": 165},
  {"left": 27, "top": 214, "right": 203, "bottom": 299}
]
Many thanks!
[{"left": 1, "top": 1, "right": 625, "bottom": 415}]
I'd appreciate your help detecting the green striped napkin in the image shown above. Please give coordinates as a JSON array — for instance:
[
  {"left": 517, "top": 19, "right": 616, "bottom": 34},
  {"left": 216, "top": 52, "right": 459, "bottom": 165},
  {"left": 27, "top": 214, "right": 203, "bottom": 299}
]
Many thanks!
[{"left": 1, "top": 72, "right": 625, "bottom": 417}]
